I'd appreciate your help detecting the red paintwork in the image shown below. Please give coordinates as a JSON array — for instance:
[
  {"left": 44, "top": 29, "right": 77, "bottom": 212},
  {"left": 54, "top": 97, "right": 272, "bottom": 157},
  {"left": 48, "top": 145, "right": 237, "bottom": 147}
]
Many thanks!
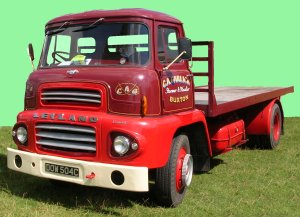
[
  {"left": 176, "top": 147, "right": 186, "bottom": 192},
  {"left": 46, "top": 9, "right": 181, "bottom": 28},
  {"left": 28, "top": 67, "right": 161, "bottom": 116},
  {"left": 16, "top": 108, "right": 209, "bottom": 168},
  {"left": 209, "top": 119, "right": 245, "bottom": 155},
  {"left": 13, "top": 9, "right": 294, "bottom": 176},
  {"left": 245, "top": 98, "right": 279, "bottom": 135},
  {"left": 153, "top": 20, "right": 193, "bottom": 114}
]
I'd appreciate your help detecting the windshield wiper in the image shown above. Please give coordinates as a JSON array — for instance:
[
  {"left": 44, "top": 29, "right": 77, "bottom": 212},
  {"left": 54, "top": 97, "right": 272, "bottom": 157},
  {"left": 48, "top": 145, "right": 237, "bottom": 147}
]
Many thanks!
[
  {"left": 46, "top": 21, "right": 70, "bottom": 35},
  {"left": 72, "top": 18, "right": 104, "bottom": 32}
]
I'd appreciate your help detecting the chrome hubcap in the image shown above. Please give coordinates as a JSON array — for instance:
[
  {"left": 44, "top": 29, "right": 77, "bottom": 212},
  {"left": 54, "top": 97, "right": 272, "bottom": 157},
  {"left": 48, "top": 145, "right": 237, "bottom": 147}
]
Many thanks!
[{"left": 182, "top": 154, "right": 193, "bottom": 187}]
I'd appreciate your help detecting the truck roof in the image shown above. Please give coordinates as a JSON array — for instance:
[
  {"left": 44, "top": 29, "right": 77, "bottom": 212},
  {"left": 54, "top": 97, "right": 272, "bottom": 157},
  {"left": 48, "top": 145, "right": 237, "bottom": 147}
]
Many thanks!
[{"left": 47, "top": 8, "right": 182, "bottom": 26}]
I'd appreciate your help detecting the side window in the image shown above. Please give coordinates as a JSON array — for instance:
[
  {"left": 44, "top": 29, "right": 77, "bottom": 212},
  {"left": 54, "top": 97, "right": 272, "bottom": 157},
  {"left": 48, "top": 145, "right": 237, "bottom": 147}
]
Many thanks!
[
  {"left": 47, "top": 35, "right": 71, "bottom": 65},
  {"left": 157, "top": 27, "right": 179, "bottom": 63},
  {"left": 77, "top": 37, "right": 96, "bottom": 54}
]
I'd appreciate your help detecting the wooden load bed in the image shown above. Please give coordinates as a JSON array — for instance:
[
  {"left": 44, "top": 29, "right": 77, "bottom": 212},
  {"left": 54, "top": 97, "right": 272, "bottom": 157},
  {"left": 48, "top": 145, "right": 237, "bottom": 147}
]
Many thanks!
[
  {"left": 194, "top": 86, "right": 294, "bottom": 117},
  {"left": 191, "top": 41, "right": 294, "bottom": 117}
]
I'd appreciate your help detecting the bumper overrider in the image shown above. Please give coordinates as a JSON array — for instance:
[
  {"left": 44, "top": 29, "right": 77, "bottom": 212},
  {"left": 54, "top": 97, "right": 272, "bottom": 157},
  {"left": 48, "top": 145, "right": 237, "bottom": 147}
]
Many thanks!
[{"left": 7, "top": 148, "right": 148, "bottom": 191}]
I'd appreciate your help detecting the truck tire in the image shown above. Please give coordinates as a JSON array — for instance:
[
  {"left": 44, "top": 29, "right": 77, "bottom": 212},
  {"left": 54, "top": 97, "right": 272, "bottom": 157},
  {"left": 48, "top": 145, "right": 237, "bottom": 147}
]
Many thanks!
[
  {"left": 155, "top": 134, "right": 193, "bottom": 207},
  {"left": 248, "top": 103, "right": 282, "bottom": 149},
  {"left": 260, "top": 103, "right": 282, "bottom": 149}
]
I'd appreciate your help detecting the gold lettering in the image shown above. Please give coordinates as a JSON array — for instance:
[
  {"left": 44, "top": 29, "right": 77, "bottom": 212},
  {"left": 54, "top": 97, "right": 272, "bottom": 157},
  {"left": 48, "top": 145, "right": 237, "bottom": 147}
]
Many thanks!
[{"left": 169, "top": 95, "right": 189, "bottom": 103}]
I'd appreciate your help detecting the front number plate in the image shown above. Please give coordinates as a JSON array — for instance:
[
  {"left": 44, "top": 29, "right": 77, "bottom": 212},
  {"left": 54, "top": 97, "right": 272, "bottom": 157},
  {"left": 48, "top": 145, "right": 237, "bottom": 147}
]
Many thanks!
[{"left": 45, "top": 163, "right": 79, "bottom": 177}]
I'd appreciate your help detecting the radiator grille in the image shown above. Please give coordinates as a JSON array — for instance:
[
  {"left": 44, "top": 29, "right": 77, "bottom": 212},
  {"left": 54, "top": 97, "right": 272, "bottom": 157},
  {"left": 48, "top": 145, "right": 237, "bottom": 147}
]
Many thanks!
[
  {"left": 36, "top": 123, "right": 96, "bottom": 153},
  {"left": 41, "top": 88, "right": 101, "bottom": 106}
]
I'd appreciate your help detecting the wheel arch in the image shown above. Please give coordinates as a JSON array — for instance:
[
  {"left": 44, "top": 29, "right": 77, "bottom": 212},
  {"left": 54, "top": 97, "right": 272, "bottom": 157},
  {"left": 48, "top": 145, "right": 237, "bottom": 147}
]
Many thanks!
[
  {"left": 174, "top": 121, "right": 212, "bottom": 172},
  {"left": 245, "top": 98, "right": 283, "bottom": 135}
]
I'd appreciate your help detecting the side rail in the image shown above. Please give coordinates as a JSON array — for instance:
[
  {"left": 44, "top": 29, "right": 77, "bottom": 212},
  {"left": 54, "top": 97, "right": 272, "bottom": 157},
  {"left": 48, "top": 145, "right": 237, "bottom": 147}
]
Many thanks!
[{"left": 192, "top": 41, "right": 217, "bottom": 116}]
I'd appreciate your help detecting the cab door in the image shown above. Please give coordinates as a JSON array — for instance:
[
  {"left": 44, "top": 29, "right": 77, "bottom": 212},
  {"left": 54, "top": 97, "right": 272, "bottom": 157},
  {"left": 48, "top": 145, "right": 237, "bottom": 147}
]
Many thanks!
[{"left": 154, "top": 22, "right": 194, "bottom": 114}]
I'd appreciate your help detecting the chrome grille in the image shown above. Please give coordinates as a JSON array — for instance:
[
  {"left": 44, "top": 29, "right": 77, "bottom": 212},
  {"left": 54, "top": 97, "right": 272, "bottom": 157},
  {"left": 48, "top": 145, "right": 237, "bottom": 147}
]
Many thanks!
[
  {"left": 41, "top": 88, "right": 101, "bottom": 106},
  {"left": 36, "top": 123, "right": 96, "bottom": 153}
]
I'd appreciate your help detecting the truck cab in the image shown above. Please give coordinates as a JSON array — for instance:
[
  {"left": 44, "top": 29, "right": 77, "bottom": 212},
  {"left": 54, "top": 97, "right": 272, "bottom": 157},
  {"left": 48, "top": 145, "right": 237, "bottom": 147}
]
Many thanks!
[
  {"left": 7, "top": 9, "right": 293, "bottom": 207},
  {"left": 32, "top": 9, "right": 193, "bottom": 116}
]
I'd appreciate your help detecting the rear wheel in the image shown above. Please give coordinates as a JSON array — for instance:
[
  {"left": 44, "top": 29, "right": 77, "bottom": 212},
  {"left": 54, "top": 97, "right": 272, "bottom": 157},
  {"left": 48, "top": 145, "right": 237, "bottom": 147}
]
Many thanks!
[
  {"left": 261, "top": 103, "right": 282, "bottom": 149},
  {"left": 155, "top": 134, "right": 193, "bottom": 207},
  {"left": 248, "top": 103, "right": 282, "bottom": 149}
]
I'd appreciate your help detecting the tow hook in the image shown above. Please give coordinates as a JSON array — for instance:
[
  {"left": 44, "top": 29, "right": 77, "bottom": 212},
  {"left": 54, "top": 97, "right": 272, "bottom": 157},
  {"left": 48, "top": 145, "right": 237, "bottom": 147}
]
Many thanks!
[{"left": 86, "top": 172, "right": 96, "bottom": 179}]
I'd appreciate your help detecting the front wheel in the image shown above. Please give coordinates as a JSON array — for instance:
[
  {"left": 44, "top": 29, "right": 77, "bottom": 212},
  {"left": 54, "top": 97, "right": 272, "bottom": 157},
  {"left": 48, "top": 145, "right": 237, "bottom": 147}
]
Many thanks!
[{"left": 155, "top": 134, "right": 193, "bottom": 207}]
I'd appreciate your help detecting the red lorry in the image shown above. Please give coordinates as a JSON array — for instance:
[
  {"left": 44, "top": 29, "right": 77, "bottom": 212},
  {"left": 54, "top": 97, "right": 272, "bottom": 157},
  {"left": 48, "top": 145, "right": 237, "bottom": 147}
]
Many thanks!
[{"left": 7, "top": 9, "right": 293, "bottom": 207}]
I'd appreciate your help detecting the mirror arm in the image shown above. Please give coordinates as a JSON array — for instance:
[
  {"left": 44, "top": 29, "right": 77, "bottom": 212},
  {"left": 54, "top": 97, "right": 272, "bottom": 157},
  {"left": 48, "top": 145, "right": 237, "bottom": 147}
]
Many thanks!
[
  {"left": 163, "top": 51, "right": 186, "bottom": 71},
  {"left": 30, "top": 59, "right": 35, "bottom": 71}
]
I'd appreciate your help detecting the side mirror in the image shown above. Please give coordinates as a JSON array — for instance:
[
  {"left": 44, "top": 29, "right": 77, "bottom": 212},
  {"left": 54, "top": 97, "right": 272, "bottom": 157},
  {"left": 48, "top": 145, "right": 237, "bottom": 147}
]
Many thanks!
[
  {"left": 27, "top": 43, "right": 35, "bottom": 70},
  {"left": 28, "top": 43, "right": 35, "bottom": 61},
  {"left": 178, "top": 37, "right": 192, "bottom": 60}
]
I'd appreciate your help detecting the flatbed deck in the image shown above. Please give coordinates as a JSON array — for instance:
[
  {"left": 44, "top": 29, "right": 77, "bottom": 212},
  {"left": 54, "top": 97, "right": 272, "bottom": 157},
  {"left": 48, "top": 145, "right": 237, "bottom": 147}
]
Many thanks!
[
  {"left": 194, "top": 86, "right": 294, "bottom": 117},
  {"left": 191, "top": 41, "right": 294, "bottom": 117}
]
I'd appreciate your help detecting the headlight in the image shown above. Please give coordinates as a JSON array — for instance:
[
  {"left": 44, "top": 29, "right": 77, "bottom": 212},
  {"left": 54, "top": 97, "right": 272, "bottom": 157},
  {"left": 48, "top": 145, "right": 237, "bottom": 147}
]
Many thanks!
[
  {"left": 16, "top": 127, "right": 28, "bottom": 144},
  {"left": 113, "top": 136, "right": 130, "bottom": 155}
]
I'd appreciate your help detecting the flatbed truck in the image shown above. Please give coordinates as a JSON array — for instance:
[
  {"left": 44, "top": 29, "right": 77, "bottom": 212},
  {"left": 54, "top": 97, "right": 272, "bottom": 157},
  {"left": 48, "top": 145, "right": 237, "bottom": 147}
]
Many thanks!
[{"left": 7, "top": 9, "right": 294, "bottom": 207}]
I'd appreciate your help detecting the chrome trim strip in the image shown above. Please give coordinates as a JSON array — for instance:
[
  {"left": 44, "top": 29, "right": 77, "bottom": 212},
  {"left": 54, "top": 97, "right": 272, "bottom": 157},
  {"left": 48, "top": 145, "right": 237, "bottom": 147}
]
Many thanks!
[
  {"left": 36, "top": 123, "right": 96, "bottom": 153},
  {"left": 36, "top": 131, "right": 96, "bottom": 143},
  {"left": 41, "top": 97, "right": 101, "bottom": 104},
  {"left": 36, "top": 124, "right": 95, "bottom": 134},
  {"left": 42, "top": 91, "right": 100, "bottom": 98},
  {"left": 37, "top": 139, "right": 96, "bottom": 152}
]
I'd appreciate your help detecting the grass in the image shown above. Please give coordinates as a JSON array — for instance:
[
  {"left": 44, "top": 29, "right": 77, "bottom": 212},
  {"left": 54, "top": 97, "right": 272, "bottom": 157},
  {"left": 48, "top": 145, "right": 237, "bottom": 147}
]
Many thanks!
[{"left": 0, "top": 118, "right": 299, "bottom": 217}]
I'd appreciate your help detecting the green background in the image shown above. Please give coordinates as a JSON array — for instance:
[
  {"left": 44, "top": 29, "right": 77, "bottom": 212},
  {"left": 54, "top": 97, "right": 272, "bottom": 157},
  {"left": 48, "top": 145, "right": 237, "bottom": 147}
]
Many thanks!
[{"left": 0, "top": 0, "right": 298, "bottom": 126}]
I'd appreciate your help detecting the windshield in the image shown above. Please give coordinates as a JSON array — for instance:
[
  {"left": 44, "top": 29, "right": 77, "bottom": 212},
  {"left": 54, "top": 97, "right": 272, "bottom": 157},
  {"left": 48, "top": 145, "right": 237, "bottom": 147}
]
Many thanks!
[{"left": 40, "top": 23, "right": 150, "bottom": 68}]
